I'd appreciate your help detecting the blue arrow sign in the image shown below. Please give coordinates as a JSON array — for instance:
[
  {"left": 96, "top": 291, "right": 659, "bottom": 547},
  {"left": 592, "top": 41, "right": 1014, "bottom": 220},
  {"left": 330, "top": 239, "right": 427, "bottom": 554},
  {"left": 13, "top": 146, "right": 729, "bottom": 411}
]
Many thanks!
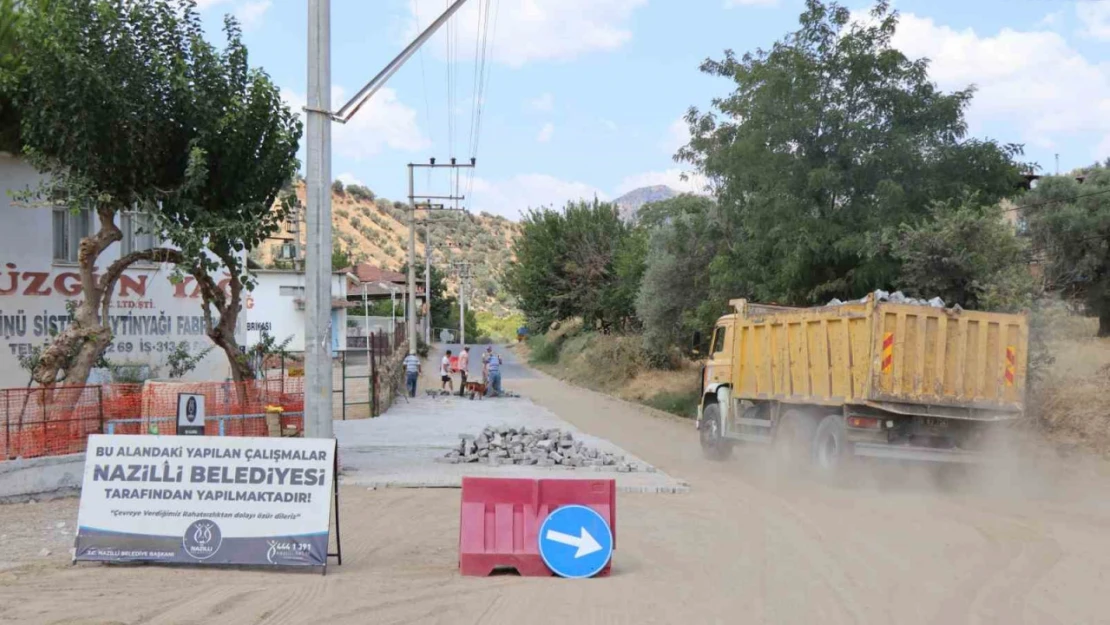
[{"left": 537, "top": 504, "right": 613, "bottom": 578}]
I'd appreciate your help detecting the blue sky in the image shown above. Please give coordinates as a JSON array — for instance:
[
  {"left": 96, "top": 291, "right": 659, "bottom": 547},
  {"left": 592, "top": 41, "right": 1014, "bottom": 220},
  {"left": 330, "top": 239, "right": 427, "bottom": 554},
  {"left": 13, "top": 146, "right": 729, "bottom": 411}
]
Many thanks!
[{"left": 196, "top": 0, "right": 1110, "bottom": 219}]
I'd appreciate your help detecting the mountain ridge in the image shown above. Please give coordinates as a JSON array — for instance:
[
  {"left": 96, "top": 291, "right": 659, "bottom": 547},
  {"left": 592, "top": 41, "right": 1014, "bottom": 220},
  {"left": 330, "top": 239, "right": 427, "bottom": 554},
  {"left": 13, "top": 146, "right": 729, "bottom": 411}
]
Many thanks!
[{"left": 613, "top": 185, "right": 679, "bottom": 221}]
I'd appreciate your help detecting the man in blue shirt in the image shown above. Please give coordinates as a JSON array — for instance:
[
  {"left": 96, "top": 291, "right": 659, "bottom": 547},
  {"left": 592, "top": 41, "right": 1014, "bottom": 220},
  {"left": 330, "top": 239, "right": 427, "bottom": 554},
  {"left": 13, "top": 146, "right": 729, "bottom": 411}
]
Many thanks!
[
  {"left": 485, "top": 352, "right": 502, "bottom": 397},
  {"left": 401, "top": 352, "right": 421, "bottom": 398}
]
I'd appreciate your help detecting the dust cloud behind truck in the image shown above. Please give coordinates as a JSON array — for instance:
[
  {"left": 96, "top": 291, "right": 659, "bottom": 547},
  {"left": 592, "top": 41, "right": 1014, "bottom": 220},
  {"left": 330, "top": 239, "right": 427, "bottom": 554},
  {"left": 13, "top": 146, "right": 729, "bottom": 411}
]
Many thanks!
[{"left": 696, "top": 294, "right": 1028, "bottom": 474}]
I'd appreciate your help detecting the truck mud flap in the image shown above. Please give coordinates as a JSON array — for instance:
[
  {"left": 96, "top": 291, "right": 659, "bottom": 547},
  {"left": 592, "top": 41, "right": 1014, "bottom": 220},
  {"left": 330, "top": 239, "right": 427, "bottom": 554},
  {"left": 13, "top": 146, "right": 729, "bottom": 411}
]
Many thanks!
[{"left": 852, "top": 443, "right": 987, "bottom": 465}]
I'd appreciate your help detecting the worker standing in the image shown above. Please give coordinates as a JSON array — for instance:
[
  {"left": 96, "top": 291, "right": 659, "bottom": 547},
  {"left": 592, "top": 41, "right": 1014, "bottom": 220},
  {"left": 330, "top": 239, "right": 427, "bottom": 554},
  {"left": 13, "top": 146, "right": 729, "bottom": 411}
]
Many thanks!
[
  {"left": 481, "top": 345, "right": 493, "bottom": 384},
  {"left": 457, "top": 346, "right": 470, "bottom": 397},
  {"left": 401, "top": 351, "right": 421, "bottom": 398},
  {"left": 486, "top": 352, "right": 502, "bottom": 397}
]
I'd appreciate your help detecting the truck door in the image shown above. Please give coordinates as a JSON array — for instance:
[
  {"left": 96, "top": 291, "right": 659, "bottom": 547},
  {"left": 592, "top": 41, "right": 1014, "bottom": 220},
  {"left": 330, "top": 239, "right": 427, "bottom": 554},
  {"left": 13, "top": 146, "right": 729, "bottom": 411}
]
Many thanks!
[{"left": 706, "top": 324, "right": 732, "bottom": 389}]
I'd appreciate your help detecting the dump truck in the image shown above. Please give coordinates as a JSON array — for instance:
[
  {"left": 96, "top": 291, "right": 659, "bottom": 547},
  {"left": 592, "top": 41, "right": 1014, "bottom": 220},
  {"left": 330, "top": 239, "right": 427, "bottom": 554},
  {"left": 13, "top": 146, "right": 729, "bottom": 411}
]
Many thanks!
[{"left": 696, "top": 295, "right": 1028, "bottom": 474}]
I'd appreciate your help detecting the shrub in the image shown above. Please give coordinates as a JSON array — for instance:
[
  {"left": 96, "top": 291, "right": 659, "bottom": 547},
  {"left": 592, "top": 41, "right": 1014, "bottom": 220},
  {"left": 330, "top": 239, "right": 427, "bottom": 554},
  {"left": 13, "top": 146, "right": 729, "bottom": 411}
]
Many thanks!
[
  {"left": 641, "top": 390, "right": 700, "bottom": 419},
  {"left": 347, "top": 184, "right": 375, "bottom": 202},
  {"left": 527, "top": 335, "right": 559, "bottom": 364}
]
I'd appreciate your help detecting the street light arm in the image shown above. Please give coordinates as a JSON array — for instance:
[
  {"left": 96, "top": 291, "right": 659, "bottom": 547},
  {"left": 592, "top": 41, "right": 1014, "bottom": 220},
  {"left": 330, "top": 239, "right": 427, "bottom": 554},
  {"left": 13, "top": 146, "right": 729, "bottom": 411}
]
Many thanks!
[{"left": 333, "top": 0, "right": 473, "bottom": 123}]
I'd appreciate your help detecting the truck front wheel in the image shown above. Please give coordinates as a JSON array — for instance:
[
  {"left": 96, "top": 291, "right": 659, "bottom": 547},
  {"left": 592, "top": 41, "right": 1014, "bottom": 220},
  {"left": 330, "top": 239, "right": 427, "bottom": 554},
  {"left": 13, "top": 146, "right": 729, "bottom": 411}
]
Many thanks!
[
  {"left": 699, "top": 403, "right": 732, "bottom": 461},
  {"left": 812, "top": 414, "right": 850, "bottom": 479}
]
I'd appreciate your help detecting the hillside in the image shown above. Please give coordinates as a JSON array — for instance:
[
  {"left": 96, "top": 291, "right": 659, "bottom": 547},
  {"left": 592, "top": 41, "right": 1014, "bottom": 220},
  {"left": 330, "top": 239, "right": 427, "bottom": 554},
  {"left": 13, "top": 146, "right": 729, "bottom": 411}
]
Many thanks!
[
  {"left": 614, "top": 185, "right": 678, "bottom": 221},
  {"left": 254, "top": 181, "right": 521, "bottom": 315}
]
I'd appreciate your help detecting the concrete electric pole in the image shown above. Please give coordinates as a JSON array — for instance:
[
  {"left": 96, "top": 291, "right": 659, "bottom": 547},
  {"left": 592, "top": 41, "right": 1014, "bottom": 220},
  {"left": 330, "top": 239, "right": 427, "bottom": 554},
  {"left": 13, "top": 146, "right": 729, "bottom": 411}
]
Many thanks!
[
  {"left": 453, "top": 261, "right": 471, "bottom": 346},
  {"left": 303, "top": 0, "right": 474, "bottom": 439},
  {"left": 304, "top": 0, "right": 333, "bottom": 439},
  {"left": 424, "top": 220, "right": 432, "bottom": 345}
]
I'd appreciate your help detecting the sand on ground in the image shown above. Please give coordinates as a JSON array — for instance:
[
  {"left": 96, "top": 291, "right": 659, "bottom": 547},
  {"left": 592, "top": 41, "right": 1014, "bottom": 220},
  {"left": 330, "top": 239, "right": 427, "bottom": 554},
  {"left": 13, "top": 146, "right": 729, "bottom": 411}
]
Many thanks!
[{"left": 2, "top": 355, "right": 1110, "bottom": 624}]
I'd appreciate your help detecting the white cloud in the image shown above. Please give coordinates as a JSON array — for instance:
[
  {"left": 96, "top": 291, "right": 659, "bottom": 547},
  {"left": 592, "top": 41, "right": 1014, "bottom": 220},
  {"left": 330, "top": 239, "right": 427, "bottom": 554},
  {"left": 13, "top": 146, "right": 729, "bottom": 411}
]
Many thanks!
[
  {"left": 601, "top": 119, "right": 618, "bottom": 132},
  {"left": 336, "top": 172, "right": 363, "bottom": 187},
  {"left": 408, "top": 0, "right": 646, "bottom": 67},
  {"left": 470, "top": 175, "right": 607, "bottom": 218},
  {"left": 529, "top": 93, "right": 555, "bottom": 112},
  {"left": 1078, "top": 3, "right": 1110, "bottom": 40},
  {"left": 234, "top": 0, "right": 271, "bottom": 29},
  {"left": 281, "top": 86, "right": 429, "bottom": 160},
  {"left": 725, "top": 0, "right": 779, "bottom": 6},
  {"left": 882, "top": 12, "right": 1110, "bottom": 154},
  {"left": 537, "top": 123, "right": 555, "bottom": 143},
  {"left": 194, "top": 0, "right": 228, "bottom": 8},
  {"left": 616, "top": 169, "right": 710, "bottom": 196}
]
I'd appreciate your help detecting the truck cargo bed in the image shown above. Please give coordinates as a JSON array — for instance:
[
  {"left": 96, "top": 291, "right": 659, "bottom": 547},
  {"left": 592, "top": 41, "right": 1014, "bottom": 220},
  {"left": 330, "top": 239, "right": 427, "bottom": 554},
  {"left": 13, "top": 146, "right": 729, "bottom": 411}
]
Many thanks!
[{"left": 729, "top": 298, "right": 1027, "bottom": 417}]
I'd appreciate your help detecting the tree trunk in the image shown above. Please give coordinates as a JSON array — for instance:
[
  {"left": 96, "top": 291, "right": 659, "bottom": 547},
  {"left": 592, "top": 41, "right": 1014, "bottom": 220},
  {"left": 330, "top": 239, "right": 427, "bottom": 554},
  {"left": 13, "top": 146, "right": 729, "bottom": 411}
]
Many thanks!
[
  {"left": 1099, "top": 309, "right": 1110, "bottom": 338},
  {"left": 33, "top": 205, "right": 123, "bottom": 387},
  {"left": 183, "top": 255, "right": 254, "bottom": 409}
]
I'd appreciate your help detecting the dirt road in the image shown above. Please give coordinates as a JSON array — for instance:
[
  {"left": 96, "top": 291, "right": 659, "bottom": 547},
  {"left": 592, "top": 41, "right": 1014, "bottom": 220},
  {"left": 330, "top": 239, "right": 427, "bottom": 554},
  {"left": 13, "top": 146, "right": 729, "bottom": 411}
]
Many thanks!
[{"left": 2, "top": 353, "right": 1110, "bottom": 624}]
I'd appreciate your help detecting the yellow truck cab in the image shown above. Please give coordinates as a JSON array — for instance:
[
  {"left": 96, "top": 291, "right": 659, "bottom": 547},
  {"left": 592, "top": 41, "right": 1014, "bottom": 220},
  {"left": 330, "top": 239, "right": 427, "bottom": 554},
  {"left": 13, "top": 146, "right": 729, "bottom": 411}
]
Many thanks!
[{"left": 696, "top": 295, "right": 1028, "bottom": 475}]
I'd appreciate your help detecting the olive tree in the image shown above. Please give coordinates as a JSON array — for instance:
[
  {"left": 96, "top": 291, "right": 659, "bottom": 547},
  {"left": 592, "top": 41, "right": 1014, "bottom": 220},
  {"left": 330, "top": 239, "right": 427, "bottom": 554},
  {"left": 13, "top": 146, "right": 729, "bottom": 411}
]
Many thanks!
[{"left": 12, "top": 0, "right": 300, "bottom": 385}]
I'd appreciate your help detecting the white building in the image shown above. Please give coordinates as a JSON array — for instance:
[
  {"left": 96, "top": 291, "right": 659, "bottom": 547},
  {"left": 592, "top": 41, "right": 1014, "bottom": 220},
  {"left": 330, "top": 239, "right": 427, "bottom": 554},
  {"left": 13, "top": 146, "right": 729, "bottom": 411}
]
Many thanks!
[
  {"left": 245, "top": 270, "right": 352, "bottom": 355},
  {"left": 0, "top": 152, "right": 348, "bottom": 387}
]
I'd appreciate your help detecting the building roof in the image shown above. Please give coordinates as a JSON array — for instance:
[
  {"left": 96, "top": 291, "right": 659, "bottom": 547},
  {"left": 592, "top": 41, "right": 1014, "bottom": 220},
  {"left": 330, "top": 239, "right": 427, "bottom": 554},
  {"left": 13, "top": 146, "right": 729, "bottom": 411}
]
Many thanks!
[{"left": 342, "top": 262, "right": 420, "bottom": 285}]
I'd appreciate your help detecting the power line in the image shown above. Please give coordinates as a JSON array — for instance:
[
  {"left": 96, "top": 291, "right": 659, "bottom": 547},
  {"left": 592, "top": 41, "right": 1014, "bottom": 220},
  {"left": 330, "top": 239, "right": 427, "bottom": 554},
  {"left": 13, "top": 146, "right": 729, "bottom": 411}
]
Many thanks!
[
  {"left": 445, "top": 0, "right": 454, "bottom": 159},
  {"left": 411, "top": 0, "right": 435, "bottom": 149},
  {"left": 466, "top": 0, "right": 499, "bottom": 213}
]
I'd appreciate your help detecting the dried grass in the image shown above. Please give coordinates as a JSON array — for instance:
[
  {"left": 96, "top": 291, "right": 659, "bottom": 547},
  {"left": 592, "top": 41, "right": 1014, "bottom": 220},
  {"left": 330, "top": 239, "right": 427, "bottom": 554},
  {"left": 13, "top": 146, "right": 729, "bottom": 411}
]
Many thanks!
[{"left": 1033, "top": 332, "right": 1110, "bottom": 456}]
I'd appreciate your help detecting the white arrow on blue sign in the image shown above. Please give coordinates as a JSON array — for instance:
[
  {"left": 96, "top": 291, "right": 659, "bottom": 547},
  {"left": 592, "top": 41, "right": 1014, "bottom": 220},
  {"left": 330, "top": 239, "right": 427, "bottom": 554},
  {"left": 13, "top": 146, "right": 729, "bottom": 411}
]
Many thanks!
[{"left": 537, "top": 504, "right": 613, "bottom": 578}]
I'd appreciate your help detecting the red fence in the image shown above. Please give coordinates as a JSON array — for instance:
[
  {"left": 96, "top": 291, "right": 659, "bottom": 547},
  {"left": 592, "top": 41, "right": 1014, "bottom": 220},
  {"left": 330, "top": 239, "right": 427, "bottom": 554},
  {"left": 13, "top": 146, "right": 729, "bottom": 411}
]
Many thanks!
[{"left": 1, "top": 378, "right": 306, "bottom": 461}]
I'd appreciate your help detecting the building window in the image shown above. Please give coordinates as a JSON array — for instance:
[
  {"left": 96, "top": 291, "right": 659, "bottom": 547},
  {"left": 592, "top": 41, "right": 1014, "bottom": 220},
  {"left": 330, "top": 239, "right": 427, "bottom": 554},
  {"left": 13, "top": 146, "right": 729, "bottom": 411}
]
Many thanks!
[
  {"left": 52, "top": 207, "right": 91, "bottom": 263},
  {"left": 120, "top": 211, "right": 155, "bottom": 257},
  {"left": 279, "top": 286, "right": 305, "bottom": 297}
]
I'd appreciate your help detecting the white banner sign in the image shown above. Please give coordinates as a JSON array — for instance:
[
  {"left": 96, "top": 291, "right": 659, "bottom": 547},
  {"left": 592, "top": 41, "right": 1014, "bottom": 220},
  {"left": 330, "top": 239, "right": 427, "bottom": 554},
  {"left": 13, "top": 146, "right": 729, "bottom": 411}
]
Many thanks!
[{"left": 74, "top": 434, "right": 336, "bottom": 567}]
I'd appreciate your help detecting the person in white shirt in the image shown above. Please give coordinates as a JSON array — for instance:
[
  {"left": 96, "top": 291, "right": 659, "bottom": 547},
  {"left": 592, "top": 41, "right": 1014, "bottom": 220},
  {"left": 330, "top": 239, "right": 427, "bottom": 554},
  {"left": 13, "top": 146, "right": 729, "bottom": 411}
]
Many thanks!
[{"left": 440, "top": 350, "right": 454, "bottom": 394}]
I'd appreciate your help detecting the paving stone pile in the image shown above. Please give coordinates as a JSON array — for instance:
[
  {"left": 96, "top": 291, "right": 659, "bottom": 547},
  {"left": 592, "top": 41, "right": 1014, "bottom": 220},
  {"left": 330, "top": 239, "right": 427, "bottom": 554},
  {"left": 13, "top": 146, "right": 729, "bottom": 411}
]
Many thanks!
[{"left": 439, "top": 426, "right": 649, "bottom": 472}]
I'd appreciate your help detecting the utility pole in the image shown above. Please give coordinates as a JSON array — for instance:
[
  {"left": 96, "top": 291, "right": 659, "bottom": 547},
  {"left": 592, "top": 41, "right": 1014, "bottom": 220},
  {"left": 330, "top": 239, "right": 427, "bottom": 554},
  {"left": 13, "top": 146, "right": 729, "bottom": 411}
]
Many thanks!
[
  {"left": 302, "top": 0, "right": 473, "bottom": 438},
  {"left": 406, "top": 159, "right": 474, "bottom": 353},
  {"left": 304, "top": 0, "right": 332, "bottom": 439},
  {"left": 424, "top": 220, "right": 431, "bottom": 345},
  {"left": 413, "top": 203, "right": 451, "bottom": 345},
  {"left": 453, "top": 261, "right": 471, "bottom": 346}
]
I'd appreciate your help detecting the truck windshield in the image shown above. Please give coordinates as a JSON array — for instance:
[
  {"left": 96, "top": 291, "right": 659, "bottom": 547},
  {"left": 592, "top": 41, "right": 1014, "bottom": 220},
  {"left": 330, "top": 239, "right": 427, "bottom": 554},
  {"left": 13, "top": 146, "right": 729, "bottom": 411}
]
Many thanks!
[{"left": 712, "top": 327, "right": 726, "bottom": 354}]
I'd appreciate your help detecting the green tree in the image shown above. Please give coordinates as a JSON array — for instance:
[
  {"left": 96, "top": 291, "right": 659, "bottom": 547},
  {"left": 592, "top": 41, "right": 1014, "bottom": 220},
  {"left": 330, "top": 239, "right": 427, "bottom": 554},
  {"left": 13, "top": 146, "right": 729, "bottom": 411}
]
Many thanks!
[
  {"left": 446, "top": 302, "right": 479, "bottom": 343},
  {"left": 677, "top": 0, "right": 1024, "bottom": 306},
  {"left": 332, "top": 179, "right": 345, "bottom": 195},
  {"left": 12, "top": 1, "right": 300, "bottom": 385},
  {"left": 400, "top": 262, "right": 453, "bottom": 327},
  {"left": 1021, "top": 169, "right": 1110, "bottom": 335},
  {"left": 636, "top": 195, "right": 724, "bottom": 358},
  {"left": 506, "top": 199, "right": 637, "bottom": 331},
  {"left": 332, "top": 241, "right": 353, "bottom": 271},
  {"left": 893, "top": 200, "right": 1034, "bottom": 312}
]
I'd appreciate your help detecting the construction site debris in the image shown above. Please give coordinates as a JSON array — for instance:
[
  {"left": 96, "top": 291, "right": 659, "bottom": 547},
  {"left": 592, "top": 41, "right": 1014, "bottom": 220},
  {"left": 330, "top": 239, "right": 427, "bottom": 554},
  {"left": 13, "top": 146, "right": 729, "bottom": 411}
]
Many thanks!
[{"left": 439, "top": 427, "right": 648, "bottom": 471}]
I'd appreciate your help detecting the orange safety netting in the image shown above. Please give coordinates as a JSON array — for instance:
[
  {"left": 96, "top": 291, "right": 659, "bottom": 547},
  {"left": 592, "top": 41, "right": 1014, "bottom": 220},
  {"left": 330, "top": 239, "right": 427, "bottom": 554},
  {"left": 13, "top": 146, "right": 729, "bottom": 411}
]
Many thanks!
[{"left": 1, "top": 376, "right": 305, "bottom": 461}]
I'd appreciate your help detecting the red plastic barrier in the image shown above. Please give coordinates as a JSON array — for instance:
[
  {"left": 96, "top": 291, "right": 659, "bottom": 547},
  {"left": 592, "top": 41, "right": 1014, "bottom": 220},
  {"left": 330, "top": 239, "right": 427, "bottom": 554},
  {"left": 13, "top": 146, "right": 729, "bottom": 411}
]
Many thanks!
[{"left": 458, "top": 477, "right": 616, "bottom": 577}]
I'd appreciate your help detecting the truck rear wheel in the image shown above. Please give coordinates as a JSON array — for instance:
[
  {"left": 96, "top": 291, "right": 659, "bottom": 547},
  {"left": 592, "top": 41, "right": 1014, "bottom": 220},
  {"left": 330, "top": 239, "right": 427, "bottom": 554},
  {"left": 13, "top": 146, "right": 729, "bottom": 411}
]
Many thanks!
[
  {"left": 699, "top": 403, "right": 732, "bottom": 461},
  {"left": 773, "top": 409, "right": 816, "bottom": 470},
  {"left": 812, "top": 414, "right": 850, "bottom": 479}
]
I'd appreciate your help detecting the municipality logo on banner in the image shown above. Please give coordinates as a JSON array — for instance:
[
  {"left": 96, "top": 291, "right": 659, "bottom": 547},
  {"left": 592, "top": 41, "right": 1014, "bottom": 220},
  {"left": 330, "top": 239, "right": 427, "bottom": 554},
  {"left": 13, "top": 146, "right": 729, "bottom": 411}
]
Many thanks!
[
  {"left": 183, "top": 520, "right": 222, "bottom": 560},
  {"left": 73, "top": 435, "right": 336, "bottom": 569}
]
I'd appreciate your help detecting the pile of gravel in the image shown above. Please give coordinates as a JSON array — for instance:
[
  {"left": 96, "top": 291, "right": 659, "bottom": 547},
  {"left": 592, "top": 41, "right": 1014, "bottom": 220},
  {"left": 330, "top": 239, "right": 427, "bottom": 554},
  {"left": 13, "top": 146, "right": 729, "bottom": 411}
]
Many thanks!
[{"left": 439, "top": 426, "right": 647, "bottom": 472}]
